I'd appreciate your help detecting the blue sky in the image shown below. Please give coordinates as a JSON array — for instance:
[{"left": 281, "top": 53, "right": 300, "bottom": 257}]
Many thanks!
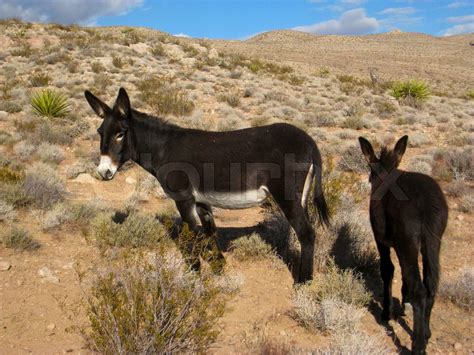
[{"left": 1, "top": 0, "right": 473, "bottom": 38}]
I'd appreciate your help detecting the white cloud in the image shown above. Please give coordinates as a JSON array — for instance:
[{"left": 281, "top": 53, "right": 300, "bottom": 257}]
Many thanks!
[
  {"left": 341, "top": 0, "right": 366, "bottom": 4},
  {"left": 0, "top": 0, "right": 143, "bottom": 25},
  {"left": 447, "top": 14, "right": 474, "bottom": 23},
  {"left": 379, "top": 7, "right": 416, "bottom": 16},
  {"left": 293, "top": 8, "right": 379, "bottom": 35},
  {"left": 442, "top": 22, "right": 474, "bottom": 36},
  {"left": 174, "top": 33, "right": 192, "bottom": 38},
  {"left": 443, "top": 14, "right": 474, "bottom": 36},
  {"left": 447, "top": 1, "right": 471, "bottom": 9}
]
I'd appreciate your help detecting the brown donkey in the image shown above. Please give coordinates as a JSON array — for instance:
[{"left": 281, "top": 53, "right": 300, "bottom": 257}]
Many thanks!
[{"left": 359, "top": 135, "right": 448, "bottom": 354}]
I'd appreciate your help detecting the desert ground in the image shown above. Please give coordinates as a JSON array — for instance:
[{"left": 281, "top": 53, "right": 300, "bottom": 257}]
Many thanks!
[{"left": 0, "top": 19, "right": 473, "bottom": 354}]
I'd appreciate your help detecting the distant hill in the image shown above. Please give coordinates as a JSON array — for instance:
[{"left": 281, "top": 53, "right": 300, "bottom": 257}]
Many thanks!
[{"left": 211, "top": 30, "right": 474, "bottom": 90}]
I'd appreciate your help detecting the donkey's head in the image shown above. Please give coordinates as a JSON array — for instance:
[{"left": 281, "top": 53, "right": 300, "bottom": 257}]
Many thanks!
[
  {"left": 358, "top": 135, "right": 408, "bottom": 180},
  {"left": 84, "top": 88, "right": 133, "bottom": 180}
]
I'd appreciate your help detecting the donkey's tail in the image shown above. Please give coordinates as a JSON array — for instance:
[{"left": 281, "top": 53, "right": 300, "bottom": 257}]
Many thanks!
[{"left": 312, "top": 154, "right": 330, "bottom": 227}]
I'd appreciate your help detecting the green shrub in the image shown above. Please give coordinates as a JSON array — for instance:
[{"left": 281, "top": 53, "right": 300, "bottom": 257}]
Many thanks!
[
  {"left": 82, "top": 253, "right": 224, "bottom": 353},
  {"left": 90, "top": 212, "right": 168, "bottom": 249},
  {"left": 31, "top": 89, "right": 70, "bottom": 118},
  {"left": 1, "top": 227, "right": 40, "bottom": 251},
  {"left": 390, "top": 79, "right": 430, "bottom": 107},
  {"left": 230, "top": 233, "right": 275, "bottom": 261},
  {"left": 137, "top": 76, "right": 194, "bottom": 116}
]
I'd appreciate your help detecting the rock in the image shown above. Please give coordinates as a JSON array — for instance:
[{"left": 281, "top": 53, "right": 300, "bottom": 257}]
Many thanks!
[
  {"left": 0, "top": 261, "right": 11, "bottom": 271},
  {"left": 0, "top": 111, "right": 8, "bottom": 120},
  {"left": 38, "top": 266, "right": 60, "bottom": 284},
  {"left": 74, "top": 173, "right": 96, "bottom": 184},
  {"left": 125, "top": 177, "right": 137, "bottom": 185},
  {"left": 208, "top": 48, "right": 219, "bottom": 60},
  {"left": 454, "top": 343, "right": 462, "bottom": 350},
  {"left": 47, "top": 323, "right": 56, "bottom": 331},
  {"left": 456, "top": 214, "right": 464, "bottom": 221}
]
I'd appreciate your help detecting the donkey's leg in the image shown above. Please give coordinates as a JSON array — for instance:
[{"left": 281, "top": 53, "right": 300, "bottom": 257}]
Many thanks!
[
  {"left": 421, "top": 243, "right": 440, "bottom": 341},
  {"left": 196, "top": 202, "right": 216, "bottom": 235},
  {"left": 376, "top": 241, "right": 394, "bottom": 321},
  {"left": 175, "top": 199, "right": 202, "bottom": 271},
  {"left": 395, "top": 242, "right": 427, "bottom": 354},
  {"left": 276, "top": 199, "right": 315, "bottom": 284},
  {"left": 196, "top": 203, "right": 225, "bottom": 273}
]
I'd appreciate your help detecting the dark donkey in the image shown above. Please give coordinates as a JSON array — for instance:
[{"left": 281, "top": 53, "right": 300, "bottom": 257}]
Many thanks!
[
  {"left": 358, "top": 135, "right": 448, "bottom": 354},
  {"left": 85, "top": 88, "right": 330, "bottom": 283}
]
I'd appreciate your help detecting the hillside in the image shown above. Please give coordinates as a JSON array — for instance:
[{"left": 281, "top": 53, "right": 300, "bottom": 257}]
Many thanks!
[
  {"left": 212, "top": 29, "right": 474, "bottom": 92},
  {"left": 0, "top": 19, "right": 473, "bottom": 354}
]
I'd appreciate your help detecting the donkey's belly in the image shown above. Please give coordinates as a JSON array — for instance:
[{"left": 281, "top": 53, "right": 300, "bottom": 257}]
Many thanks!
[{"left": 193, "top": 186, "right": 269, "bottom": 209}]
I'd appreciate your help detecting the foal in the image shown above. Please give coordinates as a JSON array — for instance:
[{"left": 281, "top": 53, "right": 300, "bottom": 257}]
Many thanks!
[{"left": 359, "top": 135, "right": 448, "bottom": 355}]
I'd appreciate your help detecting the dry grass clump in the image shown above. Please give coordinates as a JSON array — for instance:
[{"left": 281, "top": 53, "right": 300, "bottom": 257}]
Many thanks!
[
  {"left": 30, "top": 72, "right": 51, "bottom": 87},
  {"left": 36, "top": 142, "right": 65, "bottom": 164},
  {"left": 337, "top": 145, "right": 369, "bottom": 173},
  {"left": 329, "top": 330, "right": 391, "bottom": 354},
  {"left": 218, "top": 92, "right": 241, "bottom": 107},
  {"left": 1, "top": 226, "right": 40, "bottom": 251},
  {"left": 82, "top": 252, "right": 224, "bottom": 354},
  {"left": 230, "top": 233, "right": 276, "bottom": 261},
  {"left": 458, "top": 194, "right": 473, "bottom": 213},
  {"left": 292, "top": 294, "right": 365, "bottom": 333},
  {"left": 137, "top": 76, "right": 194, "bottom": 116},
  {"left": 439, "top": 267, "right": 474, "bottom": 310},
  {"left": 305, "top": 263, "right": 371, "bottom": 307},
  {"left": 42, "top": 202, "right": 101, "bottom": 231},
  {"left": 432, "top": 148, "right": 473, "bottom": 181},
  {"left": 0, "top": 199, "right": 16, "bottom": 221},
  {"left": 21, "top": 162, "right": 66, "bottom": 209},
  {"left": 90, "top": 212, "right": 168, "bottom": 250}
]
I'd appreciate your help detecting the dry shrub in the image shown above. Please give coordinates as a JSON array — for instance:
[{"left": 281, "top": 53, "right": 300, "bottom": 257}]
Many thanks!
[
  {"left": 304, "top": 263, "right": 371, "bottom": 307},
  {"left": 337, "top": 145, "right": 369, "bottom": 174},
  {"left": 137, "top": 76, "right": 194, "bottom": 116},
  {"left": 1, "top": 226, "right": 40, "bottom": 251},
  {"left": 0, "top": 199, "right": 16, "bottom": 221},
  {"left": 82, "top": 252, "right": 224, "bottom": 353},
  {"left": 42, "top": 202, "right": 101, "bottom": 231},
  {"left": 432, "top": 148, "right": 473, "bottom": 181},
  {"left": 36, "top": 142, "right": 64, "bottom": 164},
  {"left": 230, "top": 233, "right": 276, "bottom": 261},
  {"left": 90, "top": 212, "right": 168, "bottom": 250},
  {"left": 439, "top": 267, "right": 474, "bottom": 310},
  {"left": 21, "top": 162, "right": 66, "bottom": 209},
  {"left": 329, "top": 329, "right": 391, "bottom": 354}
]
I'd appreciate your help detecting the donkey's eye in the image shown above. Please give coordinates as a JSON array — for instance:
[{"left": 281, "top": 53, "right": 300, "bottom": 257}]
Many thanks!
[{"left": 116, "top": 132, "right": 125, "bottom": 142}]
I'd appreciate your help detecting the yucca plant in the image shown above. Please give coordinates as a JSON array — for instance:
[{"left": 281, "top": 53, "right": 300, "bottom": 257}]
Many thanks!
[
  {"left": 31, "top": 89, "right": 70, "bottom": 118},
  {"left": 390, "top": 79, "right": 430, "bottom": 107}
]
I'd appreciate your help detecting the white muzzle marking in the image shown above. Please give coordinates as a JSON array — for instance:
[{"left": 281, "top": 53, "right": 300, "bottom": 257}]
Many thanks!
[{"left": 97, "top": 155, "right": 118, "bottom": 180}]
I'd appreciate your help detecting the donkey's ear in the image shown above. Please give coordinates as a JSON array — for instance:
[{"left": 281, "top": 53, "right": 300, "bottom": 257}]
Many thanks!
[
  {"left": 358, "top": 137, "right": 377, "bottom": 164},
  {"left": 113, "top": 87, "right": 131, "bottom": 119},
  {"left": 84, "top": 90, "right": 111, "bottom": 119},
  {"left": 393, "top": 135, "right": 408, "bottom": 166}
]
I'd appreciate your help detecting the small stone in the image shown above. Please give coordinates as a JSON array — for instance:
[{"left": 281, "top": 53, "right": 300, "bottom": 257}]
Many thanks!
[
  {"left": 47, "top": 323, "right": 56, "bottom": 331},
  {"left": 125, "top": 177, "right": 137, "bottom": 184},
  {"left": 38, "top": 266, "right": 60, "bottom": 284},
  {"left": 456, "top": 215, "right": 464, "bottom": 221},
  {"left": 0, "top": 111, "right": 8, "bottom": 120},
  {"left": 0, "top": 261, "right": 11, "bottom": 271},
  {"left": 454, "top": 343, "right": 462, "bottom": 350},
  {"left": 74, "top": 173, "right": 96, "bottom": 184}
]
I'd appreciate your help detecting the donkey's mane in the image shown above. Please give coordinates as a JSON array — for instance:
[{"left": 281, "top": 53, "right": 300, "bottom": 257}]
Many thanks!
[{"left": 131, "top": 109, "right": 183, "bottom": 132}]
